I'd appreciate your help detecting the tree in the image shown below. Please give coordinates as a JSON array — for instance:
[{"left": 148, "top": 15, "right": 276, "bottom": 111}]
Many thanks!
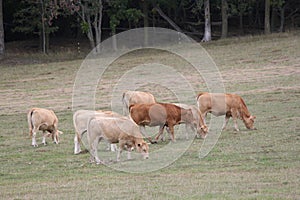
[
  {"left": 229, "top": 0, "right": 252, "bottom": 35},
  {"left": 0, "top": 0, "right": 4, "bottom": 57},
  {"left": 61, "top": 0, "right": 103, "bottom": 52},
  {"left": 107, "top": 0, "right": 142, "bottom": 50},
  {"left": 202, "top": 0, "right": 211, "bottom": 42},
  {"left": 265, "top": 0, "right": 271, "bottom": 34},
  {"left": 142, "top": 0, "right": 148, "bottom": 45},
  {"left": 13, "top": 0, "right": 60, "bottom": 53},
  {"left": 221, "top": 0, "right": 228, "bottom": 38},
  {"left": 80, "top": 0, "right": 103, "bottom": 52}
]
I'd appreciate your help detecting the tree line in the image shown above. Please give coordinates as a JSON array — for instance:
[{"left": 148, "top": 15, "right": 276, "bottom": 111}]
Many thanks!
[{"left": 0, "top": 0, "right": 299, "bottom": 55}]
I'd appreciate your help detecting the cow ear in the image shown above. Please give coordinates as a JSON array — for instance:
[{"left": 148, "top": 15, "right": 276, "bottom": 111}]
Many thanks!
[{"left": 251, "top": 116, "right": 256, "bottom": 120}]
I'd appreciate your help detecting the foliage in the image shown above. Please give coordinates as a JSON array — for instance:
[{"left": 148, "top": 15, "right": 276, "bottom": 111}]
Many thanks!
[
  {"left": 107, "top": 0, "right": 142, "bottom": 32},
  {"left": 13, "top": 0, "right": 60, "bottom": 36}
]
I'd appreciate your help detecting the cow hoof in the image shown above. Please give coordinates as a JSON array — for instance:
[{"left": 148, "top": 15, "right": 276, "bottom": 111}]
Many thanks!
[
  {"left": 42, "top": 142, "right": 47, "bottom": 146},
  {"left": 74, "top": 151, "right": 81, "bottom": 155},
  {"left": 32, "top": 144, "right": 38, "bottom": 147}
]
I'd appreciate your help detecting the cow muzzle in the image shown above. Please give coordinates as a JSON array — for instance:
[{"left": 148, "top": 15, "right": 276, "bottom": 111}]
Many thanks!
[{"left": 143, "top": 152, "right": 149, "bottom": 159}]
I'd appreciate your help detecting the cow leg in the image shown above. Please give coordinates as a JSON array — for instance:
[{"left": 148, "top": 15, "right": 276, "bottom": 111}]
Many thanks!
[
  {"left": 168, "top": 125, "right": 176, "bottom": 142},
  {"left": 140, "top": 126, "right": 155, "bottom": 144},
  {"left": 94, "top": 138, "right": 102, "bottom": 164},
  {"left": 74, "top": 132, "right": 81, "bottom": 154},
  {"left": 233, "top": 118, "right": 240, "bottom": 132},
  {"left": 31, "top": 127, "right": 38, "bottom": 147},
  {"left": 53, "top": 132, "right": 59, "bottom": 144},
  {"left": 90, "top": 136, "right": 102, "bottom": 164},
  {"left": 117, "top": 142, "right": 124, "bottom": 162},
  {"left": 127, "top": 148, "right": 132, "bottom": 160},
  {"left": 222, "top": 115, "right": 230, "bottom": 131},
  {"left": 155, "top": 125, "right": 165, "bottom": 142},
  {"left": 185, "top": 124, "right": 194, "bottom": 140},
  {"left": 42, "top": 131, "right": 47, "bottom": 146},
  {"left": 231, "top": 112, "right": 240, "bottom": 131},
  {"left": 111, "top": 144, "right": 117, "bottom": 152}
]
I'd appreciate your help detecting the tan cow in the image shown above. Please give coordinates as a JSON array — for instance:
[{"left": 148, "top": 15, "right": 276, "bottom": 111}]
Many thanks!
[
  {"left": 27, "top": 107, "right": 63, "bottom": 147},
  {"left": 73, "top": 110, "right": 122, "bottom": 154},
  {"left": 122, "top": 91, "right": 156, "bottom": 115},
  {"left": 196, "top": 92, "right": 256, "bottom": 131},
  {"left": 129, "top": 103, "right": 196, "bottom": 142},
  {"left": 174, "top": 103, "right": 208, "bottom": 139},
  {"left": 87, "top": 116, "right": 149, "bottom": 164}
]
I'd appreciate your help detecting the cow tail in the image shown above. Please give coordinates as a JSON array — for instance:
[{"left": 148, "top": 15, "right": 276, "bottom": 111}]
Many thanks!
[
  {"left": 122, "top": 91, "right": 129, "bottom": 115},
  {"left": 27, "top": 108, "right": 35, "bottom": 137},
  {"left": 196, "top": 92, "right": 205, "bottom": 101},
  {"left": 129, "top": 104, "right": 135, "bottom": 114}
]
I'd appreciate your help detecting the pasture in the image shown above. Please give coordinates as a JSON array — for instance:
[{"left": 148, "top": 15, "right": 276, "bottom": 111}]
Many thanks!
[{"left": 0, "top": 31, "right": 299, "bottom": 199}]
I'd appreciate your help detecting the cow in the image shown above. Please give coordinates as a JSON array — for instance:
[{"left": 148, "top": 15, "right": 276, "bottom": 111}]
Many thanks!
[
  {"left": 129, "top": 103, "right": 196, "bottom": 142},
  {"left": 73, "top": 110, "right": 122, "bottom": 154},
  {"left": 87, "top": 116, "right": 149, "bottom": 164},
  {"left": 27, "top": 107, "right": 63, "bottom": 147},
  {"left": 173, "top": 103, "right": 208, "bottom": 139},
  {"left": 196, "top": 92, "right": 256, "bottom": 131},
  {"left": 122, "top": 91, "right": 156, "bottom": 115}
]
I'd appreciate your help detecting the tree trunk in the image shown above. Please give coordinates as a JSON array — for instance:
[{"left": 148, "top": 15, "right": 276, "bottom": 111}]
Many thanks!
[
  {"left": 40, "top": 0, "right": 46, "bottom": 53},
  {"left": 221, "top": 0, "right": 228, "bottom": 38},
  {"left": 202, "top": 0, "right": 211, "bottom": 42},
  {"left": 271, "top": 6, "right": 277, "bottom": 32},
  {"left": 86, "top": 12, "right": 95, "bottom": 50},
  {"left": 111, "top": 28, "right": 117, "bottom": 51},
  {"left": 239, "top": 13, "right": 244, "bottom": 35},
  {"left": 264, "top": 0, "right": 271, "bottom": 34},
  {"left": 154, "top": 5, "right": 183, "bottom": 32},
  {"left": 94, "top": 0, "right": 102, "bottom": 52},
  {"left": 143, "top": 0, "right": 149, "bottom": 45},
  {"left": 279, "top": 5, "right": 286, "bottom": 32},
  {"left": 0, "top": 0, "right": 4, "bottom": 57}
]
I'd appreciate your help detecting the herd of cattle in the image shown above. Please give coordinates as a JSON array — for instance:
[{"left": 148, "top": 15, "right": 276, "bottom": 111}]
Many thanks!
[{"left": 27, "top": 91, "right": 256, "bottom": 164}]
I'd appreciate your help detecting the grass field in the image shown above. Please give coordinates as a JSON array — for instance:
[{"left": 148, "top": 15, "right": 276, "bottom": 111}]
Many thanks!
[{"left": 0, "top": 31, "right": 300, "bottom": 199}]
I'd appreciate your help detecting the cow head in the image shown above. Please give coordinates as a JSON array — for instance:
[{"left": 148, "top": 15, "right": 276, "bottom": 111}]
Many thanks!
[
  {"left": 244, "top": 115, "right": 256, "bottom": 130},
  {"left": 198, "top": 125, "right": 208, "bottom": 138},
  {"left": 136, "top": 141, "right": 149, "bottom": 159}
]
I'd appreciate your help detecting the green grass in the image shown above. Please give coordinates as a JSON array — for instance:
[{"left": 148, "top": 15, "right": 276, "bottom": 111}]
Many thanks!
[{"left": 0, "top": 31, "right": 300, "bottom": 199}]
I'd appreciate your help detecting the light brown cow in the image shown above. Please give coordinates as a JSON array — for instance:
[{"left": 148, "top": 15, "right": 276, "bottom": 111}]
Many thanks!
[
  {"left": 196, "top": 92, "right": 256, "bottom": 131},
  {"left": 73, "top": 110, "right": 123, "bottom": 154},
  {"left": 174, "top": 103, "right": 208, "bottom": 139},
  {"left": 27, "top": 107, "right": 63, "bottom": 147},
  {"left": 122, "top": 91, "right": 156, "bottom": 115},
  {"left": 129, "top": 103, "right": 196, "bottom": 142},
  {"left": 87, "top": 116, "right": 149, "bottom": 164}
]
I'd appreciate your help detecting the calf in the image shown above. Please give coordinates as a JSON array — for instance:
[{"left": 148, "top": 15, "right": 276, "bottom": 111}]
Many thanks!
[
  {"left": 27, "top": 107, "right": 63, "bottom": 147},
  {"left": 122, "top": 91, "right": 156, "bottom": 115},
  {"left": 196, "top": 92, "right": 256, "bottom": 131},
  {"left": 87, "top": 116, "right": 149, "bottom": 164},
  {"left": 129, "top": 103, "right": 195, "bottom": 142},
  {"left": 73, "top": 110, "right": 122, "bottom": 154},
  {"left": 174, "top": 103, "right": 208, "bottom": 139}
]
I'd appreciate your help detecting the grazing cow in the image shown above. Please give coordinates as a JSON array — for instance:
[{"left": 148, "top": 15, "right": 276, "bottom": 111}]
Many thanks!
[
  {"left": 196, "top": 92, "right": 256, "bottom": 131},
  {"left": 87, "top": 116, "right": 149, "bottom": 164},
  {"left": 27, "top": 107, "right": 63, "bottom": 147},
  {"left": 122, "top": 91, "right": 156, "bottom": 115},
  {"left": 173, "top": 103, "right": 208, "bottom": 139},
  {"left": 129, "top": 103, "right": 195, "bottom": 142},
  {"left": 73, "top": 110, "right": 122, "bottom": 154}
]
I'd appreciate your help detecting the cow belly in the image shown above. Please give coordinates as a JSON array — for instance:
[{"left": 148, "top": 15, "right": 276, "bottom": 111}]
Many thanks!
[{"left": 210, "top": 110, "right": 226, "bottom": 116}]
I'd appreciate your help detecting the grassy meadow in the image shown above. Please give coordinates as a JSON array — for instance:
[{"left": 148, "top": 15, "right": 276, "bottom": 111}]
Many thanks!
[{"left": 0, "top": 31, "right": 299, "bottom": 199}]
